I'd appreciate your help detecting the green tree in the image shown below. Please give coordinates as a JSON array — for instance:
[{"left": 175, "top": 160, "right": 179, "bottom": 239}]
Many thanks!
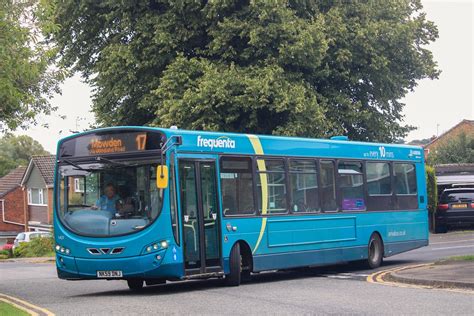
[
  {"left": 428, "top": 133, "right": 474, "bottom": 165},
  {"left": 0, "top": 134, "right": 49, "bottom": 177},
  {"left": 45, "top": 0, "right": 439, "bottom": 142},
  {"left": 0, "top": 0, "right": 63, "bottom": 131}
]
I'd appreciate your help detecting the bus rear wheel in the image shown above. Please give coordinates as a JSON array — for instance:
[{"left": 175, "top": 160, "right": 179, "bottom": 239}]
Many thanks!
[
  {"left": 366, "top": 234, "right": 383, "bottom": 269},
  {"left": 127, "top": 278, "right": 144, "bottom": 291},
  {"left": 225, "top": 243, "right": 241, "bottom": 286}
]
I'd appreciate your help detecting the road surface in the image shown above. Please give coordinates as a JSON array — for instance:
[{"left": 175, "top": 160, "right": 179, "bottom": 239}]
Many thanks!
[{"left": 1, "top": 230, "right": 473, "bottom": 315}]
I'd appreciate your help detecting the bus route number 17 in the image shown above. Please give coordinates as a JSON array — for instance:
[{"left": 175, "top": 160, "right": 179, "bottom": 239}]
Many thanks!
[{"left": 136, "top": 134, "right": 147, "bottom": 151}]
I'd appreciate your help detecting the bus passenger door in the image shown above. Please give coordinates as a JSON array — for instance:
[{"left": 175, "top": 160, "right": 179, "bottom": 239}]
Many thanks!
[{"left": 178, "top": 160, "right": 221, "bottom": 275}]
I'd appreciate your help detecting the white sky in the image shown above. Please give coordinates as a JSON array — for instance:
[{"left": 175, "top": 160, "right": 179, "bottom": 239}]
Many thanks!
[{"left": 10, "top": 0, "right": 474, "bottom": 153}]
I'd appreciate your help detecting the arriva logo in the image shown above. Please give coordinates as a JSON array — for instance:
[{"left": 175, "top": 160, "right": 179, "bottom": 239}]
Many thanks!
[{"left": 197, "top": 135, "right": 236, "bottom": 150}]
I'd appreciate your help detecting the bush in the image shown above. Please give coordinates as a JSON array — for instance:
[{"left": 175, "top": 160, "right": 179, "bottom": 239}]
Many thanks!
[
  {"left": 425, "top": 165, "right": 437, "bottom": 213},
  {"left": 14, "top": 237, "right": 55, "bottom": 258},
  {"left": 0, "top": 249, "right": 10, "bottom": 259},
  {"left": 0, "top": 246, "right": 13, "bottom": 258},
  {"left": 427, "top": 132, "right": 474, "bottom": 165}
]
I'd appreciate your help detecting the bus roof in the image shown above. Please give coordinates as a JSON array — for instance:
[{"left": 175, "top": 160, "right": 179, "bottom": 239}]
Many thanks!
[
  {"left": 162, "top": 127, "right": 424, "bottom": 162},
  {"left": 57, "top": 126, "right": 424, "bottom": 162}
]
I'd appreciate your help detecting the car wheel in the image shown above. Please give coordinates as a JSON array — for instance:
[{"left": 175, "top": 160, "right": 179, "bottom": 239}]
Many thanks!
[{"left": 434, "top": 223, "right": 448, "bottom": 233}]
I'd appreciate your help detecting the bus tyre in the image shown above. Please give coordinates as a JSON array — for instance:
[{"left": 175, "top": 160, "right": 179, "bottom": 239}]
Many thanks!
[
  {"left": 225, "top": 243, "right": 241, "bottom": 286},
  {"left": 367, "top": 234, "right": 383, "bottom": 269},
  {"left": 127, "top": 278, "right": 144, "bottom": 291}
]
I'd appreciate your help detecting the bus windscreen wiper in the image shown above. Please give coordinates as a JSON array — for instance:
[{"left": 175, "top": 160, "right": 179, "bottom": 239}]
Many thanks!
[
  {"left": 95, "top": 156, "right": 127, "bottom": 167},
  {"left": 60, "top": 159, "right": 90, "bottom": 171}
]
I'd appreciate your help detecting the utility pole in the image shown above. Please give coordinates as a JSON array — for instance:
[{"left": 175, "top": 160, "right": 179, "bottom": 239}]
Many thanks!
[{"left": 70, "top": 116, "right": 85, "bottom": 134}]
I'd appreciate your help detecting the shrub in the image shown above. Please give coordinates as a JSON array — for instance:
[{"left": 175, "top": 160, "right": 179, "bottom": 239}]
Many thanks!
[
  {"left": 0, "top": 249, "right": 10, "bottom": 259},
  {"left": 14, "top": 237, "right": 55, "bottom": 258},
  {"left": 425, "top": 165, "right": 437, "bottom": 213},
  {"left": 0, "top": 247, "right": 13, "bottom": 258}
]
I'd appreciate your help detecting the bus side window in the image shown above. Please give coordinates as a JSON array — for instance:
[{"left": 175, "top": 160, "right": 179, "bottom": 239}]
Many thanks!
[
  {"left": 256, "top": 159, "right": 287, "bottom": 214},
  {"left": 338, "top": 161, "right": 366, "bottom": 211},
  {"left": 220, "top": 157, "right": 255, "bottom": 216},
  {"left": 320, "top": 160, "right": 337, "bottom": 212},
  {"left": 394, "top": 163, "right": 418, "bottom": 210},
  {"left": 366, "top": 161, "right": 393, "bottom": 211},
  {"left": 289, "top": 159, "right": 319, "bottom": 213}
]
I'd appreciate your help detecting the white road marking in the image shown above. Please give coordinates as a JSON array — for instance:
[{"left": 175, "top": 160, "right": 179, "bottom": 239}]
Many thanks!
[
  {"left": 325, "top": 275, "right": 352, "bottom": 279},
  {"left": 431, "top": 245, "right": 474, "bottom": 251},
  {"left": 430, "top": 239, "right": 474, "bottom": 245}
]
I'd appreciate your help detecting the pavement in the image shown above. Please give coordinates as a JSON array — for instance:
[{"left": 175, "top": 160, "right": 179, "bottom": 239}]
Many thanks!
[
  {"left": 0, "top": 230, "right": 473, "bottom": 315},
  {"left": 1, "top": 257, "right": 55, "bottom": 263},
  {"left": 387, "top": 260, "right": 474, "bottom": 290}
]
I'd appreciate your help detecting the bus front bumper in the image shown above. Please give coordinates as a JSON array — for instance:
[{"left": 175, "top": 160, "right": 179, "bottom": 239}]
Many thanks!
[{"left": 56, "top": 249, "right": 182, "bottom": 280}]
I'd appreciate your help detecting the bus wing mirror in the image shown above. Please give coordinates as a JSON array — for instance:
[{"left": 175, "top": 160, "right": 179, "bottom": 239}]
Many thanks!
[{"left": 156, "top": 165, "right": 169, "bottom": 189}]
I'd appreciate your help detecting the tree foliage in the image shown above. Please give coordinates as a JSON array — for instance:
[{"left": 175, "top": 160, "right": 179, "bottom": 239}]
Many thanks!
[
  {"left": 428, "top": 133, "right": 474, "bottom": 165},
  {"left": 46, "top": 0, "right": 439, "bottom": 142},
  {"left": 0, "top": 134, "right": 49, "bottom": 177},
  {"left": 0, "top": 0, "right": 63, "bottom": 131}
]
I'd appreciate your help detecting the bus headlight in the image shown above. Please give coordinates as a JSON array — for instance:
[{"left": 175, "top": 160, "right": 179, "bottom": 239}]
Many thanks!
[
  {"left": 143, "top": 240, "right": 169, "bottom": 254},
  {"left": 55, "top": 244, "right": 71, "bottom": 255}
]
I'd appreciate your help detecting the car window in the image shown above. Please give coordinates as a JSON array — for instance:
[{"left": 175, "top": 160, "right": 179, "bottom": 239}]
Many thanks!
[
  {"left": 441, "top": 191, "right": 474, "bottom": 202},
  {"left": 16, "top": 233, "right": 25, "bottom": 241},
  {"left": 29, "top": 233, "right": 40, "bottom": 239}
]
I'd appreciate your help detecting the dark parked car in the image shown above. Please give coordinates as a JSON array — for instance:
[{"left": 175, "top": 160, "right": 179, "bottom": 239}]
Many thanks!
[{"left": 435, "top": 188, "right": 474, "bottom": 233}]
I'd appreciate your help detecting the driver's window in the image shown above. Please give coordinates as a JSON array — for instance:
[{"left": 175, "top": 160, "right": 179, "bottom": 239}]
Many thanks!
[
  {"left": 85, "top": 174, "right": 99, "bottom": 206},
  {"left": 65, "top": 174, "right": 99, "bottom": 211}
]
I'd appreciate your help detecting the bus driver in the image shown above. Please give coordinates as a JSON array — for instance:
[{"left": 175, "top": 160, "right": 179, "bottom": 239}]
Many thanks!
[{"left": 91, "top": 183, "right": 122, "bottom": 215}]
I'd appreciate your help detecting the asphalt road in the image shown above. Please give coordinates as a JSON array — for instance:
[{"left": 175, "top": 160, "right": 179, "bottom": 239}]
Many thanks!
[{"left": 1, "top": 230, "right": 473, "bottom": 315}]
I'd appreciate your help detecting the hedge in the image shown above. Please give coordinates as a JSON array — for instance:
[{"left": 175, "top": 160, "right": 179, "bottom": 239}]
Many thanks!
[
  {"left": 14, "top": 237, "right": 55, "bottom": 258},
  {"left": 425, "top": 165, "right": 437, "bottom": 213}
]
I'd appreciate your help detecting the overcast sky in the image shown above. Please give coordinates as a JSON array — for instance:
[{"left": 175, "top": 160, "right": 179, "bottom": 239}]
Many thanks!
[{"left": 11, "top": 0, "right": 474, "bottom": 153}]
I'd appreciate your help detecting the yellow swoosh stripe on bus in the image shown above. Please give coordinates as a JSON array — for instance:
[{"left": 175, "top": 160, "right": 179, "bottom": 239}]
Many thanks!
[{"left": 247, "top": 135, "right": 267, "bottom": 254}]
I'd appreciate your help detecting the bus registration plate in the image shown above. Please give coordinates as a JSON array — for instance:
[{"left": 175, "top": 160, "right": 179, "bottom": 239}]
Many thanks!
[{"left": 97, "top": 270, "right": 123, "bottom": 278}]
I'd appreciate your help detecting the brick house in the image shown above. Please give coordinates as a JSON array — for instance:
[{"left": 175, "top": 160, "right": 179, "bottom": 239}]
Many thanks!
[
  {"left": 0, "top": 166, "right": 27, "bottom": 244},
  {"left": 424, "top": 119, "right": 474, "bottom": 158},
  {"left": 21, "top": 155, "right": 56, "bottom": 232}
]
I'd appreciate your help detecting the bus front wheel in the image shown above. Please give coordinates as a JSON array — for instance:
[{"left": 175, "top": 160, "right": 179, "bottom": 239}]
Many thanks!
[
  {"left": 225, "top": 243, "right": 241, "bottom": 286},
  {"left": 366, "top": 233, "right": 383, "bottom": 269},
  {"left": 127, "top": 278, "right": 144, "bottom": 291}
]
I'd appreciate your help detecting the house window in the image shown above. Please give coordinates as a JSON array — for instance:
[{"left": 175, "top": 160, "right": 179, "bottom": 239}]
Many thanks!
[{"left": 28, "top": 188, "right": 48, "bottom": 205}]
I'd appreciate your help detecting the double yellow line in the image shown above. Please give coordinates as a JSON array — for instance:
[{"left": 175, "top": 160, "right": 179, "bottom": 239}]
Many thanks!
[
  {"left": 0, "top": 293, "right": 54, "bottom": 316},
  {"left": 366, "top": 264, "right": 474, "bottom": 294}
]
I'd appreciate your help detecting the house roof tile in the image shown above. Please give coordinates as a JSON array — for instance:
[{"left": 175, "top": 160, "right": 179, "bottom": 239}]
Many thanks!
[
  {"left": 0, "top": 166, "right": 27, "bottom": 197},
  {"left": 30, "top": 155, "right": 56, "bottom": 186}
]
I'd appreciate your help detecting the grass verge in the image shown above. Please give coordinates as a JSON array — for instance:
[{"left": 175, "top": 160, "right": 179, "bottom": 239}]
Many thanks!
[
  {"left": 0, "top": 300, "right": 29, "bottom": 316},
  {"left": 445, "top": 254, "right": 474, "bottom": 262}
]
